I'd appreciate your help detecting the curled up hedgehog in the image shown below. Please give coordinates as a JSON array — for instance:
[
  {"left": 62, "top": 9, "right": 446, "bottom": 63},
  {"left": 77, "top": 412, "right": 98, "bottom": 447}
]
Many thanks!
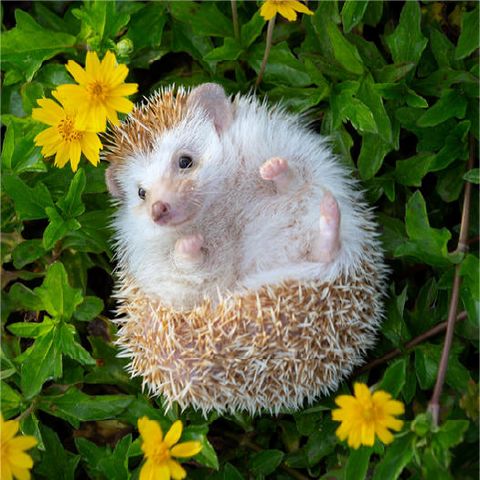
[{"left": 105, "top": 83, "right": 388, "bottom": 415}]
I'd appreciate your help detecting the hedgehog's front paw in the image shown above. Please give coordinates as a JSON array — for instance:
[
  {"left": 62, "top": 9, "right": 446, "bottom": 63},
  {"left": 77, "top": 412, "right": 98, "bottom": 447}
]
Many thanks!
[
  {"left": 312, "top": 191, "right": 341, "bottom": 263},
  {"left": 175, "top": 234, "right": 204, "bottom": 265},
  {"left": 259, "top": 157, "right": 295, "bottom": 192}
]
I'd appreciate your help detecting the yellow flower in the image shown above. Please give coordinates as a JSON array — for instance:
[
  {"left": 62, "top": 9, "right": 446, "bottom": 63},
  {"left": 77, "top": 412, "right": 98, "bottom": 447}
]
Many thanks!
[
  {"left": 138, "top": 417, "right": 202, "bottom": 480},
  {"left": 56, "top": 50, "right": 138, "bottom": 132},
  {"left": 32, "top": 95, "right": 103, "bottom": 172},
  {"left": 260, "top": 1, "right": 314, "bottom": 21},
  {"left": 332, "top": 383, "right": 405, "bottom": 449},
  {"left": 1, "top": 412, "right": 38, "bottom": 480}
]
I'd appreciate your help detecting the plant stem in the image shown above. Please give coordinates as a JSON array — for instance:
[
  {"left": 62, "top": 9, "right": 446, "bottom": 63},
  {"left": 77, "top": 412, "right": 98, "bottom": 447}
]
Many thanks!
[
  {"left": 231, "top": 0, "right": 239, "bottom": 41},
  {"left": 255, "top": 16, "right": 276, "bottom": 89},
  {"left": 15, "top": 400, "right": 37, "bottom": 422},
  {"left": 427, "top": 134, "right": 476, "bottom": 425},
  {"left": 354, "top": 311, "right": 468, "bottom": 376}
]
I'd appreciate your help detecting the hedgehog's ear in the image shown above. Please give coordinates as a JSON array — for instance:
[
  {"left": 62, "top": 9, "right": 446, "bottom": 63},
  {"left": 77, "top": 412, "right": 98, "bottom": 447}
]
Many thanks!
[
  {"left": 186, "top": 83, "right": 233, "bottom": 135},
  {"left": 106, "top": 164, "right": 124, "bottom": 199}
]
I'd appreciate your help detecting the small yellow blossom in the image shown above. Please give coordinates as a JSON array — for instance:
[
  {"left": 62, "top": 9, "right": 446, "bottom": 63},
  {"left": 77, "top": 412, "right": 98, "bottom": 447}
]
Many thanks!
[
  {"left": 32, "top": 95, "right": 103, "bottom": 172},
  {"left": 260, "top": 1, "right": 314, "bottom": 22},
  {"left": 138, "top": 417, "right": 202, "bottom": 480},
  {"left": 56, "top": 50, "right": 138, "bottom": 132},
  {"left": 1, "top": 412, "right": 38, "bottom": 480},
  {"left": 332, "top": 383, "right": 405, "bottom": 449}
]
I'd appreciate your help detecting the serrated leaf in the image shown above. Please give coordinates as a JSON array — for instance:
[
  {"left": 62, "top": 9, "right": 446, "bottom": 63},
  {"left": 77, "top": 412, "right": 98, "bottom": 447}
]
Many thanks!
[
  {"left": 34, "top": 262, "right": 83, "bottom": 320},
  {"left": 2, "top": 175, "right": 54, "bottom": 220},
  {"left": 43, "top": 207, "right": 69, "bottom": 250},
  {"left": 98, "top": 434, "right": 132, "bottom": 480},
  {"left": 455, "top": 5, "right": 480, "bottom": 60},
  {"left": 385, "top": 1, "right": 427, "bottom": 68},
  {"left": 372, "top": 432, "right": 415, "bottom": 480},
  {"left": 0, "top": 381, "right": 23, "bottom": 418},
  {"left": 12, "top": 239, "right": 46, "bottom": 269},
  {"left": 377, "top": 359, "right": 406, "bottom": 398},
  {"left": 204, "top": 38, "right": 243, "bottom": 61},
  {"left": 38, "top": 387, "right": 134, "bottom": 428},
  {"left": 429, "top": 120, "right": 470, "bottom": 171},
  {"left": 126, "top": 2, "right": 167, "bottom": 50},
  {"left": 435, "top": 420, "right": 469, "bottom": 449},
  {"left": 57, "top": 168, "right": 86, "bottom": 219},
  {"left": 248, "top": 449, "right": 284, "bottom": 476},
  {"left": 241, "top": 10, "right": 265, "bottom": 48},
  {"left": 1, "top": 10, "right": 76, "bottom": 81},
  {"left": 394, "top": 153, "right": 434, "bottom": 187},
  {"left": 9, "top": 282, "right": 44, "bottom": 312},
  {"left": 36, "top": 424, "right": 80, "bottom": 480},
  {"left": 417, "top": 89, "right": 468, "bottom": 127},
  {"left": 357, "top": 133, "right": 392, "bottom": 180},
  {"left": 57, "top": 323, "right": 96, "bottom": 366},
  {"left": 73, "top": 296, "right": 104, "bottom": 321},
  {"left": 341, "top": 0, "right": 369, "bottom": 34},
  {"left": 463, "top": 168, "right": 480, "bottom": 184},
  {"left": 21, "top": 326, "right": 62, "bottom": 398},
  {"left": 324, "top": 17, "right": 364, "bottom": 75}
]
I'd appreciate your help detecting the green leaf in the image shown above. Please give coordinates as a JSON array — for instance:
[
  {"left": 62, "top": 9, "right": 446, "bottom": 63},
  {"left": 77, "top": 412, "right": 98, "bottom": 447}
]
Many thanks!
[
  {"left": 394, "top": 153, "right": 434, "bottom": 187},
  {"left": 43, "top": 207, "right": 79, "bottom": 250},
  {"left": 57, "top": 323, "right": 96, "bottom": 366},
  {"left": 9, "top": 282, "right": 44, "bottom": 311},
  {"left": 324, "top": 17, "right": 364, "bottom": 75},
  {"left": 373, "top": 432, "right": 415, "bottom": 480},
  {"left": 241, "top": 11, "right": 265, "bottom": 48},
  {"left": 385, "top": 1, "right": 427, "bottom": 68},
  {"left": 98, "top": 434, "right": 132, "bottom": 480},
  {"left": 417, "top": 89, "right": 468, "bottom": 127},
  {"left": 455, "top": 5, "right": 480, "bottom": 60},
  {"left": 12, "top": 239, "right": 46, "bottom": 269},
  {"left": 2, "top": 175, "right": 54, "bottom": 220},
  {"left": 37, "top": 424, "right": 80, "bottom": 480},
  {"left": 435, "top": 420, "right": 469, "bottom": 449},
  {"left": 21, "top": 82, "right": 44, "bottom": 115},
  {"left": 204, "top": 38, "right": 243, "bottom": 61},
  {"left": 21, "top": 326, "right": 62, "bottom": 398},
  {"left": 38, "top": 387, "right": 134, "bottom": 428},
  {"left": 429, "top": 120, "right": 470, "bottom": 171},
  {"left": 0, "top": 381, "right": 23, "bottom": 418},
  {"left": 223, "top": 463, "right": 244, "bottom": 480},
  {"left": 21, "top": 411, "right": 44, "bottom": 450},
  {"left": 248, "top": 450, "right": 284, "bottom": 476},
  {"left": 341, "top": 0, "right": 369, "bottom": 34},
  {"left": 429, "top": 28, "right": 457, "bottom": 68},
  {"left": 34, "top": 262, "right": 83, "bottom": 320},
  {"left": 57, "top": 168, "right": 86, "bottom": 219},
  {"left": 377, "top": 360, "right": 406, "bottom": 398},
  {"left": 394, "top": 191, "right": 455, "bottom": 267},
  {"left": 306, "top": 429, "right": 336, "bottom": 466},
  {"left": 73, "top": 296, "right": 104, "bottom": 321},
  {"left": 363, "top": 1, "right": 383, "bottom": 27},
  {"left": 126, "top": 2, "right": 167, "bottom": 50},
  {"left": 357, "top": 133, "right": 392, "bottom": 180},
  {"left": 181, "top": 425, "right": 219, "bottom": 470},
  {"left": 1, "top": 10, "right": 76, "bottom": 81},
  {"left": 463, "top": 168, "right": 480, "bottom": 184},
  {"left": 458, "top": 254, "right": 480, "bottom": 302},
  {"left": 346, "top": 446, "right": 373, "bottom": 480},
  {"left": 169, "top": 2, "right": 233, "bottom": 38}
]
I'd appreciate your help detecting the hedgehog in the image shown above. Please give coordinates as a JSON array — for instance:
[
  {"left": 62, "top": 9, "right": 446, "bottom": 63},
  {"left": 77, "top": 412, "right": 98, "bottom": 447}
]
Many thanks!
[{"left": 105, "top": 83, "right": 388, "bottom": 415}]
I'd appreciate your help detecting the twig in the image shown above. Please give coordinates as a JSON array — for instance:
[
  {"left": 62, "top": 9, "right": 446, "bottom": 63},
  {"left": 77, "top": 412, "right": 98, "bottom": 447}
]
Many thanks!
[
  {"left": 354, "top": 311, "right": 468, "bottom": 376},
  {"left": 255, "top": 16, "right": 276, "bottom": 89},
  {"left": 231, "top": 0, "right": 239, "bottom": 41},
  {"left": 427, "top": 133, "right": 476, "bottom": 425}
]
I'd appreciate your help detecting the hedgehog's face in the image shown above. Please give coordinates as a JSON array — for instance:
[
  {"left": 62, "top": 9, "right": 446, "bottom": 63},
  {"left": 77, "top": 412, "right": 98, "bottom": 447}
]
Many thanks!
[{"left": 106, "top": 112, "right": 228, "bottom": 230}]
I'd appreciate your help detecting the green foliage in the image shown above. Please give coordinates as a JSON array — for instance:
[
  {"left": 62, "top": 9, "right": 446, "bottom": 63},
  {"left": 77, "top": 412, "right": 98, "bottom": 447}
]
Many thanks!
[{"left": 1, "top": 1, "right": 478, "bottom": 479}]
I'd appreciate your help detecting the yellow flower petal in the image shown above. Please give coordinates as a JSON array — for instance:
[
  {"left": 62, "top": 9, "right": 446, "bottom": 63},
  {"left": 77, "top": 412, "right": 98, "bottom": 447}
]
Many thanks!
[
  {"left": 260, "top": 1, "right": 278, "bottom": 20},
  {"left": 164, "top": 420, "right": 183, "bottom": 449},
  {"left": 138, "top": 417, "right": 163, "bottom": 443},
  {"left": 105, "top": 96, "right": 135, "bottom": 114},
  {"left": 1, "top": 418, "right": 20, "bottom": 442},
  {"left": 110, "top": 83, "right": 139, "bottom": 97},
  {"left": 85, "top": 50, "right": 101, "bottom": 78},
  {"left": 9, "top": 464, "right": 31, "bottom": 480},
  {"left": 168, "top": 459, "right": 187, "bottom": 480},
  {"left": 108, "top": 63, "right": 129, "bottom": 87},
  {"left": 9, "top": 435, "right": 38, "bottom": 452},
  {"left": 1, "top": 463, "right": 13, "bottom": 480},
  {"left": 277, "top": 3, "right": 298, "bottom": 21},
  {"left": 32, "top": 98, "right": 64, "bottom": 126},
  {"left": 287, "top": 0, "right": 313, "bottom": 15},
  {"left": 66, "top": 60, "right": 89, "bottom": 85},
  {"left": 54, "top": 142, "right": 70, "bottom": 169},
  {"left": 170, "top": 441, "right": 202, "bottom": 458}
]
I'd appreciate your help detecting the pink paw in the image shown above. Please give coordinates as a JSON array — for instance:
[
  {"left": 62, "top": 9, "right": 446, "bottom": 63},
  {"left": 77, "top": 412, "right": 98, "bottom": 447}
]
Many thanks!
[
  {"left": 320, "top": 190, "right": 340, "bottom": 225},
  {"left": 314, "top": 191, "right": 341, "bottom": 263},
  {"left": 175, "top": 234, "right": 204, "bottom": 258},
  {"left": 260, "top": 157, "right": 289, "bottom": 181}
]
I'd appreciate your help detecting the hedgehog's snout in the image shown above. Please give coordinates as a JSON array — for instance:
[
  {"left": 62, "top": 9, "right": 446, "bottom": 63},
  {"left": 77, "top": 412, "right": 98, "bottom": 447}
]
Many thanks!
[{"left": 151, "top": 201, "right": 171, "bottom": 225}]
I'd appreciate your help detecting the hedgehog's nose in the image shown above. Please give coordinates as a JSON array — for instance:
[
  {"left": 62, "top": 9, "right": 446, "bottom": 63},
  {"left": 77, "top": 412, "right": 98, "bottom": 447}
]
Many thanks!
[{"left": 151, "top": 201, "right": 170, "bottom": 223}]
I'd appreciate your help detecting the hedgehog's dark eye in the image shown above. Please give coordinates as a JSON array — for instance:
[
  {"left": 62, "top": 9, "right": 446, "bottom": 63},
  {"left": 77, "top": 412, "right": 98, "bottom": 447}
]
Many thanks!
[
  {"left": 179, "top": 156, "right": 194, "bottom": 170},
  {"left": 138, "top": 187, "right": 147, "bottom": 200}
]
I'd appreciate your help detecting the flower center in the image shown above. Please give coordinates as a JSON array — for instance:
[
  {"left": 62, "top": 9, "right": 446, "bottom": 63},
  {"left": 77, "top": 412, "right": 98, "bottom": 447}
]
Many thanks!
[
  {"left": 362, "top": 405, "right": 375, "bottom": 421},
  {"left": 58, "top": 116, "right": 82, "bottom": 143},
  {"left": 144, "top": 442, "right": 171, "bottom": 464},
  {"left": 88, "top": 81, "right": 109, "bottom": 101}
]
